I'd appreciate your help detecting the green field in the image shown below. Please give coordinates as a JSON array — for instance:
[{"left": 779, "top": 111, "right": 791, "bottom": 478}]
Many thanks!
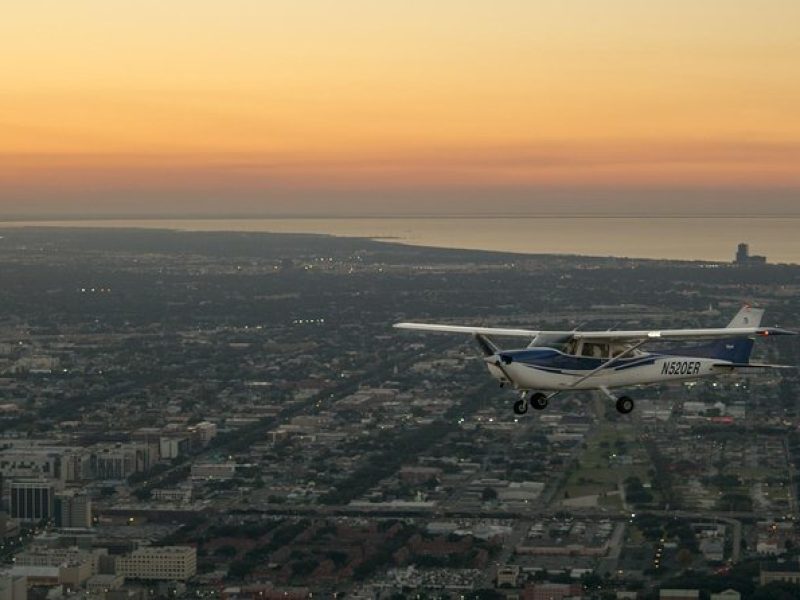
[{"left": 562, "top": 420, "right": 658, "bottom": 511}]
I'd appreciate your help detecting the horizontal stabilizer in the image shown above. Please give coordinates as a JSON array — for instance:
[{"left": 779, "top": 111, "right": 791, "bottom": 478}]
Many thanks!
[{"left": 712, "top": 362, "right": 795, "bottom": 369}]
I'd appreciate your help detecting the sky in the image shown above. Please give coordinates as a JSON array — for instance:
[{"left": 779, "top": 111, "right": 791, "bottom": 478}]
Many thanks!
[{"left": 2, "top": 0, "right": 799, "bottom": 217}]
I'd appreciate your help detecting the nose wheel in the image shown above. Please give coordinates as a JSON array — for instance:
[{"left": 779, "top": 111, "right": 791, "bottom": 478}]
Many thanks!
[{"left": 513, "top": 392, "right": 549, "bottom": 414}]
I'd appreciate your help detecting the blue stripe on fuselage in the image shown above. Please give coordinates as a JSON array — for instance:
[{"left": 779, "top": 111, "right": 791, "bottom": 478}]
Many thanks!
[
  {"left": 501, "top": 340, "right": 750, "bottom": 375},
  {"left": 503, "top": 348, "right": 604, "bottom": 371},
  {"left": 501, "top": 347, "right": 660, "bottom": 373}
]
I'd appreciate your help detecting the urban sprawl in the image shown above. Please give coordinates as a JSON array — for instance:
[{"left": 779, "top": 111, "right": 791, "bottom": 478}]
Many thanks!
[{"left": 0, "top": 228, "right": 799, "bottom": 600}]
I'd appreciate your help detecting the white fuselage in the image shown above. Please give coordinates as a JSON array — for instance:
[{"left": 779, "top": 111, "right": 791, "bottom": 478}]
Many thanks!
[{"left": 487, "top": 352, "right": 731, "bottom": 391}]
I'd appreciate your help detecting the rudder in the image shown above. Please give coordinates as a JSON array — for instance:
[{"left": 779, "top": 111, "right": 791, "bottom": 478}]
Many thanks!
[{"left": 727, "top": 305, "right": 764, "bottom": 328}]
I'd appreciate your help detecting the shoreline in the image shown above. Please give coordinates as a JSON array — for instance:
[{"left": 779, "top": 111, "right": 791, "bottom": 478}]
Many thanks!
[{"left": 1, "top": 217, "right": 797, "bottom": 265}]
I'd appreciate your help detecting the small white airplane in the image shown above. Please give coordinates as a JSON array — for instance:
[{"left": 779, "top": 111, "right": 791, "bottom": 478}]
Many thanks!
[{"left": 395, "top": 306, "right": 795, "bottom": 415}]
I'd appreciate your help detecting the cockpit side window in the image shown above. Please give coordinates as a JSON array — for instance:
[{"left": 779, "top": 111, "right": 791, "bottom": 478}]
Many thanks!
[{"left": 581, "top": 342, "right": 609, "bottom": 358}]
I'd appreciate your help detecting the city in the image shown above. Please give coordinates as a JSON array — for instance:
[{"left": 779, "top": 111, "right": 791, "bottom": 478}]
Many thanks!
[{"left": 0, "top": 227, "right": 798, "bottom": 599}]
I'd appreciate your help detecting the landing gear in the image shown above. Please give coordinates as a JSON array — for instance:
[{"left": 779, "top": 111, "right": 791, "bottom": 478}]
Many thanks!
[
  {"left": 616, "top": 396, "right": 634, "bottom": 414},
  {"left": 530, "top": 392, "right": 549, "bottom": 410},
  {"left": 600, "top": 386, "right": 634, "bottom": 415},
  {"left": 513, "top": 391, "right": 549, "bottom": 415}
]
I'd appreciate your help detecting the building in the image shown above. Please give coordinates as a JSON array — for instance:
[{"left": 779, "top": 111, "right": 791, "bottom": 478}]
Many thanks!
[
  {"left": 734, "top": 243, "right": 767, "bottom": 266},
  {"left": 91, "top": 444, "right": 150, "bottom": 480},
  {"left": 59, "top": 560, "right": 94, "bottom": 589},
  {"left": 523, "top": 582, "right": 582, "bottom": 600},
  {"left": 115, "top": 546, "right": 196, "bottom": 581},
  {"left": 0, "top": 574, "right": 26, "bottom": 600},
  {"left": 0, "top": 449, "right": 61, "bottom": 481},
  {"left": 190, "top": 462, "right": 236, "bottom": 481},
  {"left": 496, "top": 565, "right": 520, "bottom": 587},
  {"left": 398, "top": 466, "right": 442, "bottom": 484},
  {"left": 760, "top": 561, "right": 800, "bottom": 585},
  {"left": 55, "top": 490, "right": 92, "bottom": 528},
  {"left": 9, "top": 480, "right": 55, "bottom": 522},
  {"left": 660, "top": 591, "right": 699, "bottom": 600},
  {"left": 0, "top": 443, "right": 94, "bottom": 483},
  {"left": 158, "top": 438, "right": 189, "bottom": 461},
  {"left": 13, "top": 546, "right": 104, "bottom": 574},
  {"left": 9, "top": 545, "right": 101, "bottom": 588},
  {"left": 7, "top": 566, "right": 58, "bottom": 588},
  {"left": 498, "top": 481, "right": 545, "bottom": 504},
  {"left": 710, "top": 590, "right": 741, "bottom": 600},
  {"left": 221, "top": 585, "right": 309, "bottom": 600},
  {"left": 86, "top": 574, "right": 125, "bottom": 597},
  {"left": 190, "top": 422, "right": 217, "bottom": 445},
  {"left": 151, "top": 488, "right": 192, "bottom": 503}
]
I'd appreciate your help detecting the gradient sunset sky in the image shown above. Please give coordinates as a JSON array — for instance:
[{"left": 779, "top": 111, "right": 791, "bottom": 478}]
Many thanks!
[{"left": 2, "top": 0, "right": 799, "bottom": 217}]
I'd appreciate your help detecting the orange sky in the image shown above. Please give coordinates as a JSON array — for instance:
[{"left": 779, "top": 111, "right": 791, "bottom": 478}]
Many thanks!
[{"left": 2, "top": 0, "right": 799, "bottom": 216}]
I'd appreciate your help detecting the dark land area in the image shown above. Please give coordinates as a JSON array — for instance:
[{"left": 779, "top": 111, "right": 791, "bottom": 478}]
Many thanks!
[{"left": 1, "top": 227, "right": 799, "bottom": 600}]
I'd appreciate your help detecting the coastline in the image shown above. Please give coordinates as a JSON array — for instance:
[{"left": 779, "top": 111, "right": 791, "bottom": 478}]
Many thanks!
[{"left": 1, "top": 216, "right": 798, "bottom": 265}]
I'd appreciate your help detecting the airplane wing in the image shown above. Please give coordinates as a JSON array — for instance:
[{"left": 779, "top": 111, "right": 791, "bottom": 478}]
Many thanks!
[
  {"left": 394, "top": 323, "right": 796, "bottom": 340},
  {"left": 571, "top": 327, "right": 796, "bottom": 341},
  {"left": 393, "top": 323, "right": 540, "bottom": 337}
]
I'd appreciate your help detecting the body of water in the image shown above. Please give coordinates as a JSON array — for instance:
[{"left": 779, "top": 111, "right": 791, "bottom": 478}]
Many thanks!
[{"left": 1, "top": 217, "right": 798, "bottom": 264}]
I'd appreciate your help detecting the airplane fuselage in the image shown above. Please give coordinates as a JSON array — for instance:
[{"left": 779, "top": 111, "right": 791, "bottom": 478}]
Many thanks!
[{"left": 486, "top": 347, "right": 734, "bottom": 391}]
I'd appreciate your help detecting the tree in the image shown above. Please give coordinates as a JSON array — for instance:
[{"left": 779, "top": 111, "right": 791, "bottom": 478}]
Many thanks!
[
  {"left": 214, "top": 545, "right": 238, "bottom": 558},
  {"left": 676, "top": 548, "right": 694, "bottom": 570},
  {"left": 481, "top": 487, "right": 498, "bottom": 502},
  {"left": 751, "top": 581, "right": 800, "bottom": 600}
]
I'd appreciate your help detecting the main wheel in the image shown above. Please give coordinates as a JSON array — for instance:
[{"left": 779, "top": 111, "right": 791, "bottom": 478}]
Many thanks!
[
  {"left": 616, "top": 396, "right": 634, "bottom": 414},
  {"left": 513, "top": 398, "right": 529, "bottom": 415},
  {"left": 530, "top": 392, "right": 549, "bottom": 410}
]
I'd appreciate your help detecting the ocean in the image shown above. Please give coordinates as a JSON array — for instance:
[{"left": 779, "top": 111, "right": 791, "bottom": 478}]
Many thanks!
[{"left": 1, "top": 217, "right": 798, "bottom": 264}]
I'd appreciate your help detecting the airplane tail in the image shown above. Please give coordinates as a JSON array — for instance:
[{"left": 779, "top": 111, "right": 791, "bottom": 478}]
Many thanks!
[
  {"left": 727, "top": 305, "right": 764, "bottom": 329},
  {"left": 664, "top": 306, "right": 765, "bottom": 363}
]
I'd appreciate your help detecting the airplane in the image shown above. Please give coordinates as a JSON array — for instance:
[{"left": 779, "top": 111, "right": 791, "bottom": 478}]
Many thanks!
[{"left": 394, "top": 306, "right": 796, "bottom": 415}]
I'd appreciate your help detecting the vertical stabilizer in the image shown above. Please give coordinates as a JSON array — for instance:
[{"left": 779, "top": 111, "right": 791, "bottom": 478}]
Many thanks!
[{"left": 727, "top": 305, "right": 764, "bottom": 329}]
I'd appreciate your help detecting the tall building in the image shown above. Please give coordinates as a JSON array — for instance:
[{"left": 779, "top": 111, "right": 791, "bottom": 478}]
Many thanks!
[
  {"left": 9, "top": 480, "right": 55, "bottom": 522},
  {"left": 90, "top": 444, "right": 150, "bottom": 480},
  {"left": 55, "top": 490, "right": 92, "bottom": 528},
  {"left": 735, "top": 243, "right": 749, "bottom": 264},
  {"left": 115, "top": 546, "right": 196, "bottom": 581},
  {"left": 734, "top": 243, "right": 767, "bottom": 266}
]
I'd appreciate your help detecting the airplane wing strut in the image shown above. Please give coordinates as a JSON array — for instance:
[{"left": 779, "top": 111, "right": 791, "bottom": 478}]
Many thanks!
[{"left": 566, "top": 339, "right": 651, "bottom": 390}]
